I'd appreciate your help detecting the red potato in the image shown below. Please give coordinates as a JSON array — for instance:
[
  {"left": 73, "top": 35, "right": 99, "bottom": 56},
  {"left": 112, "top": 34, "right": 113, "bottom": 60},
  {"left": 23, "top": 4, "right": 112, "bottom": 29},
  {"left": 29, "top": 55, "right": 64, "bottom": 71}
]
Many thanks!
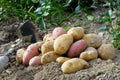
[
  {"left": 52, "top": 27, "right": 67, "bottom": 39},
  {"left": 29, "top": 56, "right": 42, "bottom": 66},
  {"left": 23, "top": 44, "right": 39, "bottom": 65},
  {"left": 67, "top": 39, "right": 87, "bottom": 58}
]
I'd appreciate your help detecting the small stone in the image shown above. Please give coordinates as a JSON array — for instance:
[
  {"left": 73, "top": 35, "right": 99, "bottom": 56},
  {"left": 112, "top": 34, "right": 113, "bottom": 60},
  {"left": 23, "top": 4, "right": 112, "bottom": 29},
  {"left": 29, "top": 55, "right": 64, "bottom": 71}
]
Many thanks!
[{"left": 6, "top": 69, "right": 12, "bottom": 74}]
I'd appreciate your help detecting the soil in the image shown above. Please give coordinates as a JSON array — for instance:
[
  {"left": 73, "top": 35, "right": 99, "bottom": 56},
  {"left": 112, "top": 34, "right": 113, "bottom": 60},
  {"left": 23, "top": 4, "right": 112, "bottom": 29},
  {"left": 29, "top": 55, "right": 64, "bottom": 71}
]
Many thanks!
[{"left": 0, "top": 8, "right": 120, "bottom": 80}]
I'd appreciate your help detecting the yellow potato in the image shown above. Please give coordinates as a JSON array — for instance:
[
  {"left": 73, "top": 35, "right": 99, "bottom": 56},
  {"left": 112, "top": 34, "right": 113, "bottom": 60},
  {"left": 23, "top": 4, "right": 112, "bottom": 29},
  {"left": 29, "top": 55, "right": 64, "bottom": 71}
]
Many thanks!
[
  {"left": 56, "top": 57, "right": 70, "bottom": 64},
  {"left": 80, "top": 47, "right": 98, "bottom": 61},
  {"left": 16, "top": 48, "right": 26, "bottom": 63},
  {"left": 98, "top": 44, "right": 115, "bottom": 60},
  {"left": 61, "top": 58, "right": 89, "bottom": 74},
  {"left": 67, "top": 27, "right": 84, "bottom": 40},
  {"left": 41, "top": 51, "right": 59, "bottom": 64},
  {"left": 34, "top": 41, "right": 44, "bottom": 51},
  {"left": 41, "top": 40, "right": 54, "bottom": 54},
  {"left": 54, "top": 34, "right": 73, "bottom": 55},
  {"left": 43, "top": 33, "right": 54, "bottom": 43},
  {"left": 83, "top": 34, "right": 102, "bottom": 48}
]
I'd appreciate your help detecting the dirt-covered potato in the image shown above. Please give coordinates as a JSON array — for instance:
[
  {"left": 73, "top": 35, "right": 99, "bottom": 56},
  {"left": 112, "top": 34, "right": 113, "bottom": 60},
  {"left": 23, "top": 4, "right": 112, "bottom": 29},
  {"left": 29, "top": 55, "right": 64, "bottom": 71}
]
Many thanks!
[
  {"left": 83, "top": 34, "right": 102, "bottom": 48},
  {"left": 29, "top": 56, "right": 42, "bottom": 66},
  {"left": 41, "top": 51, "right": 59, "bottom": 64},
  {"left": 80, "top": 47, "right": 98, "bottom": 61},
  {"left": 98, "top": 44, "right": 115, "bottom": 60},
  {"left": 52, "top": 27, "right": 67, "bottom": 39},
  {"left": 16, "top": 48, "right": 26, "bottom": 63},
  {"left": 23, "top": 44, "right": 39, "bottom": 65},
  {"left": 41, "top": 40, "right": 54, "bottom": 54},
  {"left": 67, "top": 27, "right": 84, "bottom": 40},
  {"left": 56, "top": 57, "right": 70, "bottom": 64},
  {"left": 34, "top": 41, "right": 44, "bottom": 51},
  {"left": 43, "top": 33, "right": 54, "bottom": 43},
  {"left": 54, "top": 34, "right": 73, "bottom": 55},
  {"left": 67, "top": 39, "right": 87, "bottom": 58},
  {"left": 61, "top": 58, "right": 89, "bottom": 74}
]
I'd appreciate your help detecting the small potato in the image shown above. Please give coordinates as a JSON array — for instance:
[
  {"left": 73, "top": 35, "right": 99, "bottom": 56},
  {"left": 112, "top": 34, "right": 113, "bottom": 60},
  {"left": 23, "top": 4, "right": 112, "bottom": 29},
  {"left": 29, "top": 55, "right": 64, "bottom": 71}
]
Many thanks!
[
  {"left": 83, "top": 34, "right": 102, "bottom": 48},
  {"left": 80, "top": 47, "right": 98, "bottom": 61},
  {"left": 34, "top": 41, "right": 44, "bottom": 51},
  {"left": 61, "top": 58, "right": 89, "bottom": 74},
  {"left": 98, "top": 44, "right": 115, "bottom": 60},
  {"left": 23, "top": 44, "right": 39, "bottom": 65},
  {"left": 54, "top": 34, "right": 73, "bottom": 55},
  {"left": 41, "top": 51, "right": 59, "bottom": 64},
  {"left": 56, "top": 57, "right": 70, "bottom": 64},
  {"left": 41, "top": 40, "right": 54, "bottom": 54},
  {"left": 67, "top": 39, "right": 87, "bottom": 58},
  {"left": 43, "top": 33, "right": 54, "bottom": 43},
  {"left": 52, "top": 27, "right": 67, "bottom": 39},
  {"left": 16, "top": 48, "right": 26, "bottom": 63},
  {"left": 29, "top": 56, "right": 42, "bottom": 66},
  {"left": 67, "top": 27, "right": 84, "bottom": 40}
]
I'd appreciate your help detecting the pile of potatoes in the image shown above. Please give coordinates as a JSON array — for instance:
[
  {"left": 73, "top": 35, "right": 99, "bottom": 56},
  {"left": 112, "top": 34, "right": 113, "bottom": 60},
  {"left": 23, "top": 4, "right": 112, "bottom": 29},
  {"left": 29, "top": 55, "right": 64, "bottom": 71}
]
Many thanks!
[{"left": 16, "top": 27, "right": 115, "bottom": 74}]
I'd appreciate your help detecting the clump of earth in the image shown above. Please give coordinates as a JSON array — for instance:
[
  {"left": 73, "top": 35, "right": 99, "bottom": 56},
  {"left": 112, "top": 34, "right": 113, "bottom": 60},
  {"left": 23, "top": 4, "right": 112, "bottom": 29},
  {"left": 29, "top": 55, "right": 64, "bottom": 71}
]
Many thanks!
[{"left": 0, "top": 8, "right": 120, "bottom": 80}]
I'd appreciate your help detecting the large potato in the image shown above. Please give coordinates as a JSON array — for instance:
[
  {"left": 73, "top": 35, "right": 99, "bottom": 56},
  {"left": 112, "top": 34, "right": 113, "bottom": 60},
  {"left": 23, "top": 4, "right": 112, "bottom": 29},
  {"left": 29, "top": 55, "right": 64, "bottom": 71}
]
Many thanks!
[
  {"left": 23, "top": 44, "right": 39, "bottom": 65},
  {"left": 67, "top": 27, "right": 84, "bottom": 40},
  {"left": 41, "top": 51, "right": 59, "bottom": 64},
  {"left": 52, "top": 27, "right": 67, "bottom": 39},
  {"left": 67, "top": 39, "right": 87, "bottom": 58},
  {"left": 41, "top": 40, "right": 54, "bottom": 54},
  {"left": 98, "top": 44, "right": 115, "bottom": 60},
  {"left": 83, "top": 34, "right": 102, "bottom": 48},
  {"left": 43, "top": 33, "right": 54, "bottom": 43},
  {"left": 16, "top": 48, "right": 26, "bottom": 63},
  {"left": 54, "top": 34, "right": 73, "bottom": 55},
  {"left": 80, "top": 47, "right": 98, "bottom": 61},
  {"left": 61, "top": 58, "right": 89, "bottom": 74},
  {"left": 56, "top": 57, "right": 70, "bottom": 64}
]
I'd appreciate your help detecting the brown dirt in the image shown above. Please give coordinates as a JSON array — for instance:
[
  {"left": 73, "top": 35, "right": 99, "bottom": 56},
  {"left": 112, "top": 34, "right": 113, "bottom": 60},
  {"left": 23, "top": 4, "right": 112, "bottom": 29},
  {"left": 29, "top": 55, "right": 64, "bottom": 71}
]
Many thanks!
[{"left": 0, "top": 8, "right": 120, "bottom": 80}]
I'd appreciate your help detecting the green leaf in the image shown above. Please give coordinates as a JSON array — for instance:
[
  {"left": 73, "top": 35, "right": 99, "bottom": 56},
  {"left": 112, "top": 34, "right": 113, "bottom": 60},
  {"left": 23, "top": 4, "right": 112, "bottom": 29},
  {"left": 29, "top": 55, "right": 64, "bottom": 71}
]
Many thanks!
[
  {"left": 34, "top": 7, "right": 42, "bottom": 15},
  {"left": 87, "top": 15, "right": 94, "bottom": 21},
  {"left": 75, "top": 5, "right": 81, "bottom": 13},
  {"left": 116, "top": 20, "right": 120, "bottom": 26},
  {"left": 0, "top": 7, "right": 3, "bottom": 15},
  {"left": 32, "top": 0, "right": 39, "bottom": 3},
  {"left": 98, "top": 25, "right": 108, "bottom": 31},
  {"left": 39, "top": 17, "right": 46, "bottom": 29},
  {"left": 64, "top": 0, "right": 72, "bottom": 7}
]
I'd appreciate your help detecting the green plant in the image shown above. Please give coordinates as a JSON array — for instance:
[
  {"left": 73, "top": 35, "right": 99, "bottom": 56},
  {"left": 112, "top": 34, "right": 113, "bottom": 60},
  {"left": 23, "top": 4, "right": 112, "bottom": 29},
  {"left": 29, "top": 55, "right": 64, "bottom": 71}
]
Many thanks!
[
  {"left": 33, "top": 0, "right": 69, "bottom": 29},
  {"left": 111, "top": 21, "right": 120, "bottom": 49},
  {"left": 98, "top": 0, "right": 120, "bottom": 49},
  {"left": 0, "top": 0, "right": 37, "bottom": 21}
]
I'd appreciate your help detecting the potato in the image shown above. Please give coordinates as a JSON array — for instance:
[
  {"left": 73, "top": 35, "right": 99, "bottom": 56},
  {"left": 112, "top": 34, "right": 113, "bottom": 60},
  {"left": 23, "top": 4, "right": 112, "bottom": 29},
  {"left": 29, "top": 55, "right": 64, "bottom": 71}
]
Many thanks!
[
  {"left": 67, "top": 27, "right": 84, "bottom": 40},
  {"left": 67, "top": 39, "right": 87, "bottom": 58},
  {"left": 83, "top": 34, "right": 102, "bottom": 48},
  {"left": 16, "top": 48, "right": 26, "bottom": 63},
  {"left": 80, "top": 47, "right": 98, "bottom": 61},
  {"left": 61, "top": 58, "right": 89, "bottom": 74},
  {"left": 23, "top": 44, "right": 39, "bottom": 65},
  {"left": 43, "top": 33, "right": 54, "bottom": 43},
  {"left": 41, "top": 51, "right": 59, "bottom": 64},
  {"left": 41, "top": 40, "right": 54, "bottom": 54},
  {"left": 56, "top": 57, "right": 70, "bottom": 64},
  {"left": 29, "top": 56, "right": 42, "bottom": 66},
  {"left": 34, "top": 41, "right": 44, "bottom": 51},
  {"left": 98, "top": 44, "right": 115, "bottom": 60},
  {"left": 54, "top": 34, "right": 73, "bottom": 55},
  {"left": 52, "top": 27, "right": 67, "bottom": 39}
]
